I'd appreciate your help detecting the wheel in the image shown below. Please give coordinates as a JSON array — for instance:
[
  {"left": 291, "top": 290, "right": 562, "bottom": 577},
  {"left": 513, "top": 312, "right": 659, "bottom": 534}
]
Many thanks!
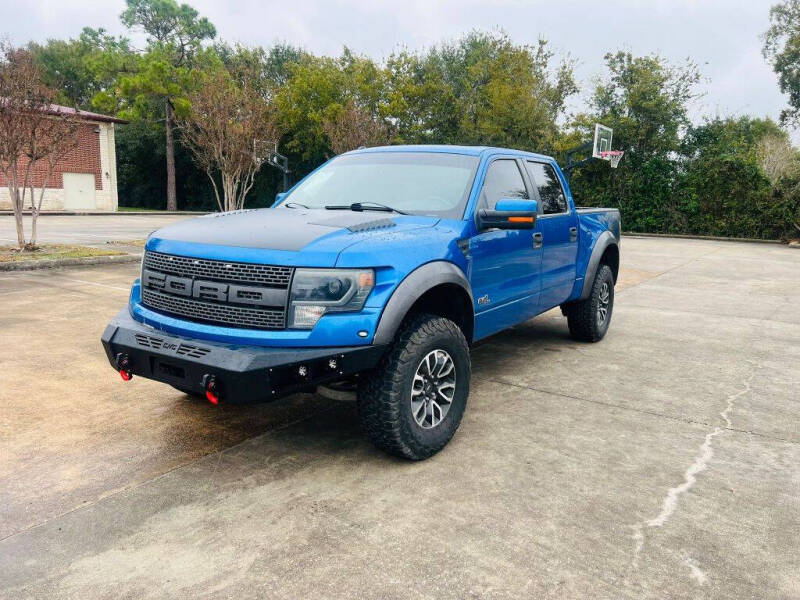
[
  {"left": 357, "top": 314, "right": 470, "bottom": 460},
  {"left": 565, "top": 264, "right": 615, "bottom": 342}
]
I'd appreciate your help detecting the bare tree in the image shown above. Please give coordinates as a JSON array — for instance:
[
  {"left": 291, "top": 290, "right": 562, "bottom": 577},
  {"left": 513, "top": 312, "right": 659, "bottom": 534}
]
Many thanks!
[
  {"left": 322, "top": 100, "right": 392, "bottom": 155},
  {"left": 757, "top": 133, "right": 799, "bottom": 182},
  {"left": 179, "top": 68, "right": 280, "bottom": 212},
  {"left": 0, "top": 44, "right": 80, "bottom": 250}
]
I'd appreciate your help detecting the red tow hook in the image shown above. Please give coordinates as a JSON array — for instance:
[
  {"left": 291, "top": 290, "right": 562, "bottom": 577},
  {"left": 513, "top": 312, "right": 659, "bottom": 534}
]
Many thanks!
[
  {"left": 115, "top": 353, "right": 132, "bottom": 381},
  {"left": 203, "top": 375, "right": 219, "bottom": 405}
]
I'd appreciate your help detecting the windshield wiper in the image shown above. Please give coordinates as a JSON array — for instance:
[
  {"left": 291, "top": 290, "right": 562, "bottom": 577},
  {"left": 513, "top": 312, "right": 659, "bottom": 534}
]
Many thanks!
[
  {"left": 283, "top": 202, "right": 308, "bottom": 209},
  {"left": 324, "top": 202, "right": 408, "bottom": 215}
]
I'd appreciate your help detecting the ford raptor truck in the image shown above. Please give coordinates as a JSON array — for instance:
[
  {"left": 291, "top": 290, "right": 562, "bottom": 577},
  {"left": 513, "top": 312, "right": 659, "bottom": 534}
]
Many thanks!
[{"left": 102, "top": 145, "right": 621, "bottom": 460}]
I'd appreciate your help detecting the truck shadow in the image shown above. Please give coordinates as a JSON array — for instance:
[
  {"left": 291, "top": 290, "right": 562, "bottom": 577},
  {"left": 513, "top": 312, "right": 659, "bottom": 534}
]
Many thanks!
[
  {"left": 157, "top": 313, "right": 580, "bottom": 464},
  {"left": 471, "top": 313, "right": 581, "bottom": 373}
]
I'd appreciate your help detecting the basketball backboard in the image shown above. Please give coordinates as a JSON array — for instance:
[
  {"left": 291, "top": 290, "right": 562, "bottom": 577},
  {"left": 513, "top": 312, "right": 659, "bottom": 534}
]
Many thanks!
[{"left": 592, "top": 124, "right": 613, "bottom": 159}]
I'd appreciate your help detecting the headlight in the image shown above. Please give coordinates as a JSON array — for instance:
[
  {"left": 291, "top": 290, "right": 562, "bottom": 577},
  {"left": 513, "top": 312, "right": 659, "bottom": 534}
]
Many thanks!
[{"left": 288, "top": 268, "right": 375, "bottom": 329}]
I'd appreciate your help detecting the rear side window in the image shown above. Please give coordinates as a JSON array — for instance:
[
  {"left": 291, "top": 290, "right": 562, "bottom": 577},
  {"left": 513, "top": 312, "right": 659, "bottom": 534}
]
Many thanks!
[
  {"left": 479, "top": 159, "right": 528, "bottom": 209},
  {"left": 526, "top": 162, "right": 567, "bottom": 214}
]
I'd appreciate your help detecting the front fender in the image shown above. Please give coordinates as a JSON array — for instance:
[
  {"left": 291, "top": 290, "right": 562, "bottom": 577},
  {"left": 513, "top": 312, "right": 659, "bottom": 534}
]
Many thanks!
[{"left": 373, "top": 261, "right": 473, "bottom": 345}]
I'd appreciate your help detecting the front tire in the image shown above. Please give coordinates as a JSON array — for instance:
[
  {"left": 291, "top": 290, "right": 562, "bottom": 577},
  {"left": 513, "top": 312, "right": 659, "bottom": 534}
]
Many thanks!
[
  {"left": 357, "top": 314, "right": 470, "bottom": 460},
  {"left": 565, "top": 264, "right": 615, "bottom": 342}
]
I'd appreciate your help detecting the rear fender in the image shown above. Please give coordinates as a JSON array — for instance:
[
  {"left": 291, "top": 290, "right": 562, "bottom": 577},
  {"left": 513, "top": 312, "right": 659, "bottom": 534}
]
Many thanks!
[{"left": 580, "top": 231, "right": 618, "bottom": 300}]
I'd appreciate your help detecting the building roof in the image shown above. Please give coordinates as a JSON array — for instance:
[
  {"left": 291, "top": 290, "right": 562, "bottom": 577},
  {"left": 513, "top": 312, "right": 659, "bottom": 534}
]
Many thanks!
[
  {"left": 43, "top": 104, "right": 129, "bottom": 125},
  {"left": 0, "top": 98, "right": 129, "bottom": 125}
]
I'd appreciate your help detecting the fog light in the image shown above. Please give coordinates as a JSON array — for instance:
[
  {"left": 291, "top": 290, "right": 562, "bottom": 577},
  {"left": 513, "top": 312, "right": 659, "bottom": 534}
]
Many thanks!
[
  {"left": 291, "top": 305, "right": 326, "bottom": 328},
  {"left": 298, "top": 365, "right": 308, "bottom": 377},
  {"left": 328, "top": 359, "right": 338, "bottom": 370}
]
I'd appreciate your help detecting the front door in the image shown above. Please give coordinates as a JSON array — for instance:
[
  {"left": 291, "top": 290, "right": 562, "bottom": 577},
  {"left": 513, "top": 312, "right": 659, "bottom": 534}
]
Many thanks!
[
  {"left": 524, "top": 161, "right": 578, "bottom": 310},
  {"left": 470, "top": 158, "right": 542, "bottom": 340}
]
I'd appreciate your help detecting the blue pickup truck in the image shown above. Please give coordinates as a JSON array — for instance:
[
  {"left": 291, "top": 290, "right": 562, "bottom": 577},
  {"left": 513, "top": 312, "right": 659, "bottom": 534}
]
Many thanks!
[{"left": 103, "top": 145, "right": 621, "bottom": 459}]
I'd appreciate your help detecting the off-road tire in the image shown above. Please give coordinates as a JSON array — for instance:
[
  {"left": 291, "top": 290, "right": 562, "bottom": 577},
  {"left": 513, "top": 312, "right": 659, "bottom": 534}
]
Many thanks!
[
  {"left": 565, "top": 264, "right": 615, "bottom": 342},
  {"left": 357, "top": 314, "right": 470, "bottom": 460}
]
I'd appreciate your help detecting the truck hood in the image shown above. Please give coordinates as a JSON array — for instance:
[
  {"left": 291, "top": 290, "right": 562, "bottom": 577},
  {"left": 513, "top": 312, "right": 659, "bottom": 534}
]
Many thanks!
[{"left": 146, "top": 207, "right": 440, "bottom": 267}]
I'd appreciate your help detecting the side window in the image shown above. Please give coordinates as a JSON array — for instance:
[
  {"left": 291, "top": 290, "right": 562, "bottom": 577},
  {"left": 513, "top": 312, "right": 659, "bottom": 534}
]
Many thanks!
[
  {"left": 479, "top": 159, "right": 528, "bottom": 209},
  {"left": 526, "top": 161, "right": 567, "bottom": 214}
]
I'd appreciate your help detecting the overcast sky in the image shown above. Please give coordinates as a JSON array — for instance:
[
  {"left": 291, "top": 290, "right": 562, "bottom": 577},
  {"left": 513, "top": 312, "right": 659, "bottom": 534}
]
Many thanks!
[{"left": 2, "top": 0, "right": 793, "bottom": 139}]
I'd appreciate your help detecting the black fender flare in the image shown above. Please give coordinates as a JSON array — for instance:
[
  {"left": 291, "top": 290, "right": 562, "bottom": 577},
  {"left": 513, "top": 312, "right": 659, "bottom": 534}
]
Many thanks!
[
  {"left": 580, "top": 231, "right": 618, "bottom": 299},
  {"left": 373, "top": 261, "right": 473, "bottom": 345}
]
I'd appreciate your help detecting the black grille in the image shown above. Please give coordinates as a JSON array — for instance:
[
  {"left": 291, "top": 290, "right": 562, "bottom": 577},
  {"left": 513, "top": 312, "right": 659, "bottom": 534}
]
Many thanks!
[
  {"left": 134, "top": 333, "right": 211, "bottom": 357},
  {"left": 140, "top": 251, "right": 292, "bottom": 330},
  {"left": 135, "top": 333, "right": 165, "bottom": 349},
  {"left": 143, "top": 251, "right": 293, "bottom": 287},
  {"left": 176, "top": 343, "right": 211, "bottom": 358},
  {"left": 142, "top": 288, "right": 286, "bottom": 330}
]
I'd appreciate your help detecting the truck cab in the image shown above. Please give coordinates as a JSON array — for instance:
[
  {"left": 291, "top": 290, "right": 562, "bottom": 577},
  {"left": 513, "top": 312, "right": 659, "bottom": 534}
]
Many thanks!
[{"left": 103, "top": 145, "right": 621, "bottom": 460}]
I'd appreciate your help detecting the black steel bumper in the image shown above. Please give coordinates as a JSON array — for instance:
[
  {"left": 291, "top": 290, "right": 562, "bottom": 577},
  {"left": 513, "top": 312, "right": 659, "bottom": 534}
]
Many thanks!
[{"left": 101, "top": 309, "right": 386, "bottom": 403}]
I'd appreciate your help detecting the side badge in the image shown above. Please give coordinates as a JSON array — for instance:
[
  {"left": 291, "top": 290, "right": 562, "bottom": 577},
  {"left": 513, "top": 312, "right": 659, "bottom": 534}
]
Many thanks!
[{"left": 477, "top": 294, "right": 491, "bottom": 306}]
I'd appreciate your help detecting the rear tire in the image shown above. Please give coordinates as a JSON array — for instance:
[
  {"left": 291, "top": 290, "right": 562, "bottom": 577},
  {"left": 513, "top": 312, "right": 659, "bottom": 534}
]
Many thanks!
[
  {"left": 565, "top": 264, "right": 615, "bottom": 342},
  {"left": 357, "top": 314, "right": 470, "bottom": 460}
]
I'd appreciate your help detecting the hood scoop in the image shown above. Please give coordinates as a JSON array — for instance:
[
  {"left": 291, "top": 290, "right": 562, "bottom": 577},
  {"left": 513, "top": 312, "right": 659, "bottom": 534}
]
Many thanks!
[{"left": 346, "top": 218, "right": 396, "bottom": 233}]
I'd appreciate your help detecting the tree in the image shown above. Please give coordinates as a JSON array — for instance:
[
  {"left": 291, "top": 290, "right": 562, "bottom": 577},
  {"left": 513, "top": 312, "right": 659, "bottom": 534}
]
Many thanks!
[
  {"left": 276, "top": 51, "right": 385, "bottom": 172},
  {"left": 28, "top": 28, "right": 134, "bottom": 110},
  {"left": 568, "top": 52, "right": 701, "bottom": 232},
  {"left": 758, "top": 132, "right": 799, "bottom": 181},
  {"left": 386, "top": 32, "right": 577, "bottom": 152},
  {"left": 763, "top": 0, "right": 800, "bottom": 125},
  {"left": 0, "top": 45, "right": 80, "bottom": 249},
  {"left": 179, "top": 66, "right": 280, "bottom": 212},
  {"left": 322, "top": 99, "right": 391, "bottom": 154},
  {"left": 116, "top": 0, "right": 216, "bottom": 211}
]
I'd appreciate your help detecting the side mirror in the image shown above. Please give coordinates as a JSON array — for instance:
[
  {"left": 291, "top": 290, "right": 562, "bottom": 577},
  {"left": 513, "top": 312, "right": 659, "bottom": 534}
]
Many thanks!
[
  {"left": 274, "top": 192, "right": 287, "bottom": 206},
  {"left": 478, "top": 198, "right": 537, "bottom": 230}
]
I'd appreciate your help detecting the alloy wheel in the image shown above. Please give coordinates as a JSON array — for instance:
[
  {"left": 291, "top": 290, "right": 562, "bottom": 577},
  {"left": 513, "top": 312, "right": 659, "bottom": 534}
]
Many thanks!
[
  {"left": 597, "top": 281, "right": 611, "bottom": 326},
  {"left": 410, "top": 349, "right": 456, "bottom": 429}
]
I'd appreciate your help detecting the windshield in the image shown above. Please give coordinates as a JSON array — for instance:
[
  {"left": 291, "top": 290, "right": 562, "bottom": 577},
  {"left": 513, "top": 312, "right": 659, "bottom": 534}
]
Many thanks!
[{"left": 281, "top": 152, "right": 479, "bottom": 218}]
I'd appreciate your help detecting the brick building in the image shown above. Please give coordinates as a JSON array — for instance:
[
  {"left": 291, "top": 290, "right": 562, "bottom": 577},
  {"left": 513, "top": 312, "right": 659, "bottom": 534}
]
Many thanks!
[{"left": 0, "top": 106, "right": 127, "bottom": 211}]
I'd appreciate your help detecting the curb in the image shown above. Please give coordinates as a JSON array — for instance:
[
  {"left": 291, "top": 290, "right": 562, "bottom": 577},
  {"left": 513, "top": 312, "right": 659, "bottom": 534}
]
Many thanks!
[
  {"left": 0, "top": 253, "right": 141, "bottom": 272},
  {"left": 623, "top": 232, "right": 783, "bottom": 245}
]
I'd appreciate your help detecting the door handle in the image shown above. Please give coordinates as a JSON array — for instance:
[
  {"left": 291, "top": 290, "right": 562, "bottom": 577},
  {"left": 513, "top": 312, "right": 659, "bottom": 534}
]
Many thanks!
[
  {"left": 533, "top": 232, "right": 543, "bottom": 249},
  {"left": 569, "top": 227, "right": 578, "bottom": 242}
]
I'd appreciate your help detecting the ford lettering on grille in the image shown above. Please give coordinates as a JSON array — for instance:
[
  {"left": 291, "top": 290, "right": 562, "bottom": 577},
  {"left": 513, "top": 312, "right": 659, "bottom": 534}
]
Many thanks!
[{"left": 140, "top": 252, "right": 292, "bottom": 330}]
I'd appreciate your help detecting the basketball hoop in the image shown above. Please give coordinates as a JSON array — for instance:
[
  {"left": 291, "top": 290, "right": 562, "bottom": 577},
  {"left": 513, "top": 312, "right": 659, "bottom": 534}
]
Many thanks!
[{"left": 600, "top": 150, "right": 624, "bottom": 169}]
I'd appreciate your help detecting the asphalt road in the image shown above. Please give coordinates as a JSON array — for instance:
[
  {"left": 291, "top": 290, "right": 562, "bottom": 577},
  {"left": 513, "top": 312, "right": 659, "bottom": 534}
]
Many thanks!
[
  {"left": 0, "top": 214, "right": 195, "bottom": 247},
  {"left": 1, "top": 237, "right": 798, "bottom": 599}
]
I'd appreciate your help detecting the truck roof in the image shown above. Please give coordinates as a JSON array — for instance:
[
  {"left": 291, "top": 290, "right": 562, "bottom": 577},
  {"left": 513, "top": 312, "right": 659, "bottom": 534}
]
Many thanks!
[{"left": 346, "top": 144, "right": 555, "bottom": 163}]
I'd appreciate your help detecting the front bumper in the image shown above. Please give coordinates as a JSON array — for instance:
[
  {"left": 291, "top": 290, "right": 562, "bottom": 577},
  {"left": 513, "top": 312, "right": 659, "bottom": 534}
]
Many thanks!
[{"left": 101, "top": 309, "right": 387, "bottom": 403}]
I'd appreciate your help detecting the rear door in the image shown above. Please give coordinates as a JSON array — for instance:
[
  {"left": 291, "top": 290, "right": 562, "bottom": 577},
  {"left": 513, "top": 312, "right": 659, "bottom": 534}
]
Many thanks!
[
  {"left": 524, "top": 161, "right": 578, "bottom": 310},
  {"left": 470, "top": 157, "right": 542, "bottom": 339}
]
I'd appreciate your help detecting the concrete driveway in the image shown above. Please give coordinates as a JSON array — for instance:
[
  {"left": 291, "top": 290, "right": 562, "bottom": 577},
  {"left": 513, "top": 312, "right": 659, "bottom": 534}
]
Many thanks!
[
  {"left": 0, "top": 237, "right": 798, "bottom": 599},
  {"left": 0, "top": 214, "right": 194, "bottom": 247}
]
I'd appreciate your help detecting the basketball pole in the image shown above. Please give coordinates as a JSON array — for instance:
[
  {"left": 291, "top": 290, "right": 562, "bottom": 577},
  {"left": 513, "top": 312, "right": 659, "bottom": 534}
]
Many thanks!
[{"left": 562, "top": 140, "right": 594, "bottom": 183}]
